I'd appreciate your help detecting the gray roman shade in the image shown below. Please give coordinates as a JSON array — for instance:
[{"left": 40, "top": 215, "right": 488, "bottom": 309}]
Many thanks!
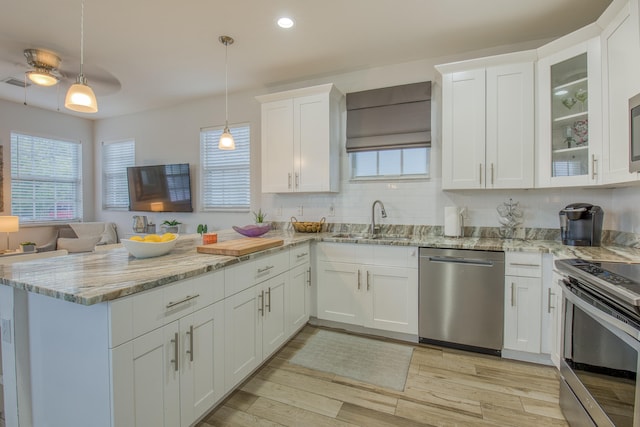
[{"left": 346, "top": 81, "right": 431, "bottom": 153}]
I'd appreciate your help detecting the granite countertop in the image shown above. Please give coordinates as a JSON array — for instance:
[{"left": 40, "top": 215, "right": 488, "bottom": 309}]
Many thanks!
[{"left": 2, "top": 228, "right": 640, "bottom": 306}]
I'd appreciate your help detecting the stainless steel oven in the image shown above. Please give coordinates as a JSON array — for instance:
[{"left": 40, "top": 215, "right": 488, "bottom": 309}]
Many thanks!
[
  {"left": 630, "top": 92, "right": 640, "bottom": 173},
  {"left": 557, "top": 259, "right": 640, "bottom": 427}
]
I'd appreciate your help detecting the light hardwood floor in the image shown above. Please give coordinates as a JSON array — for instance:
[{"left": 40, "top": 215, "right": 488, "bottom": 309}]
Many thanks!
[{"left": 197, "top": 325, "right": 568, "bottom": 426}]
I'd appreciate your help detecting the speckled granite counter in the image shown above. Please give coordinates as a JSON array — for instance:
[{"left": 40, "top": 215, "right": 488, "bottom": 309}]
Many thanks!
[{"left": 2, "top": 227, "right": 640, "bottom": 306}]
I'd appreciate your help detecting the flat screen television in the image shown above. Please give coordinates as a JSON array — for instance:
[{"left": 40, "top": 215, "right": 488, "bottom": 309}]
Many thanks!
[{"left": 127, "top": 163, "right": 193, "bottom": 212}]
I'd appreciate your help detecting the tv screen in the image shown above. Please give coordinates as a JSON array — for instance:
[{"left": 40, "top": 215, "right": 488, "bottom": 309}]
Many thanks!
[{"left": 127, "top": 163, "right": 193, "bottom": 212}]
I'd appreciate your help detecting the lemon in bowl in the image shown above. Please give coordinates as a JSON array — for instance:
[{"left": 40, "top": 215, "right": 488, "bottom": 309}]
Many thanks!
[{"left": 121, "top": 233, "right": 178, "bottom": 259}]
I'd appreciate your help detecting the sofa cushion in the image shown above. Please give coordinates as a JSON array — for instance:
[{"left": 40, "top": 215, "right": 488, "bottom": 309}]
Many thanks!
[{"left": 56, "top": 236, "right": 102, "bottom": 253}]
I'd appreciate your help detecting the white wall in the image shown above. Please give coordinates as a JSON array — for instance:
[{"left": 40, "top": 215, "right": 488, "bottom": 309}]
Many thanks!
[{"left": 0, "top": 99, "right": 94, "bottom": 249}]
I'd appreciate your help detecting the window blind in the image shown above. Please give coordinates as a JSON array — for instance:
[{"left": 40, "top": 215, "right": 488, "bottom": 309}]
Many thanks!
[
  {"left": 11, "top": 132, "right": 83, "bottom": 222},
  {"left": 200, "top": 124, "right": 251, "bottom": 211},
  {"left": 346, "top": 81, "right": 431, "bottom": 153},
  {"left": 102, "top": 139, "right": 135, "bottom": 209}
]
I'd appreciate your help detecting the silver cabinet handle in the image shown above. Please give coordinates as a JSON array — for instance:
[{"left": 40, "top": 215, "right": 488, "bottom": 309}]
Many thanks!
[
  {"left": 548, "top": 288, "right": 555, "bottom": 314},
  {"left": 296, "top": 252, "right": 309, "bottom": 259},
  {"left": 592, "top": 154, "right": 597, "bottom": 180},
  {"left": 357, "top": 270, "right": 361, "bottom": 290},
  {"left": 511, "top": 283, "right": 516, "bottom": 307},
  {"left": 510, "top": 263, "right": 540, "bottom": 268},
  {"left": 171, "top": 332, "right": 179, "bottom": 372},
  {"left": 366, "top": 271, "right": 370, "bottom": 291},
  {"left": 266, "top": 287, "right": 271, "bottom": 313},
  {"left": 491, "top": 163, "right": 494, "bottom": 185},
  {"left": 479, "top": 163, "right": 482, "bottom": 185},
  {"left": 295, "top": 172, "right": 299, "bottom": 189},
  {"left": 186, "top": 325, "right": 194, "bottom": 362},
  {"left": 258, "top": 290, "right": 264, "bottom": 316},
  {"left": 288, "top": 173, "right": 292, "bottom": 189},
  {"left": 257, "top": 265, "right": 274, "bottom": 274},
  {"left": 166, "top": 294, "right": 200, "bottom": 309},
  {"left": 307, "top": 266, "right": 311, "bottom": 287}
]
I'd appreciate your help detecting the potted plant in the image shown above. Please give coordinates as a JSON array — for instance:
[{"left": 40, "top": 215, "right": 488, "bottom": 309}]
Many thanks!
[
  {"left": 253, "top": 209, "right": 267, "bottom": 224},
  {"left": 197, "top": 224, "right": 208, "bottom": 236},
  {"left": 161, "top": 220, "right": 181, "bottom": 233},
  {"left": 20, "top": 241, "right": 36, "bottom": 253}
]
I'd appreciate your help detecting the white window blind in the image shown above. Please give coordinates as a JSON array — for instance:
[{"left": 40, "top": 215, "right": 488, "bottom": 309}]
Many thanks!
[
  {"left": 200, "top": 124, "right": 251, "bottom": 211},
  {"left": 102, "top": 139, "right": 135, "bottom": 209},
  {"left": 11, "top": 132, "right": 83, "bottom": 222}
]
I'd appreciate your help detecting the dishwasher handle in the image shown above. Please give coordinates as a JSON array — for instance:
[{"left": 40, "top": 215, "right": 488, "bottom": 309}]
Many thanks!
[{"left": 426, "top": 256, "right": 495, "bottom": 267}]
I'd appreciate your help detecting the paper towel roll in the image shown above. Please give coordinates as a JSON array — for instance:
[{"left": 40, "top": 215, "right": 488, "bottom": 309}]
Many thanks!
[{"left": 444, "top": 206, "right": 462, "bottom": 237}]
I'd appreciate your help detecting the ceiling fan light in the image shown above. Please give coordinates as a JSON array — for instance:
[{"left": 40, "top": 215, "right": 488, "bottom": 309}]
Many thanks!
[
  {"left": 65, "top": 78, "right": 98, "bottom": 113},
  {"left": 26, "top": 69, "right": 59, "bottom": 86},
  {"left": 218, "top": 127, "right": 236, "bottom": 150}
]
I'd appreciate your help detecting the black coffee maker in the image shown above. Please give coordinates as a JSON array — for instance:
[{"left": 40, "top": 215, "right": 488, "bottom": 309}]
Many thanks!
[{"left": 559, "top": 203, "right": 604, "bottom": 246}]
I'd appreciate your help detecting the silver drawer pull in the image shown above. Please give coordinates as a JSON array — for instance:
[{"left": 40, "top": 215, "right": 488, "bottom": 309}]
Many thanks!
[
  {"left": 186, "top": 325, "right": 194, "bottom": 362},
  {"left": 511, "top": 283, "right": 516, "bottom": 307},
  {"left": 548, "top": 288, "right": 555, "bottom": 313},
  {"left": 296, "top": 252, "right": 309, "bottom": 259},
  {"left": 166, "top": 294, "right": 200, "bottom": 309},
  {"left": 510, "top": 262, "right": 540, "bottom": 267},
  {"left": 257, "top": 265, "right": 275, "bottom": 274},
  {"left": 170, "top": 332, "right": 179, "bottom": 372}
]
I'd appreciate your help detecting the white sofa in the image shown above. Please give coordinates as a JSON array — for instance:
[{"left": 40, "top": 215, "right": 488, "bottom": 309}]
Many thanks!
[{"left": 37, "top": 222, "right": 119, "bottom": 253}]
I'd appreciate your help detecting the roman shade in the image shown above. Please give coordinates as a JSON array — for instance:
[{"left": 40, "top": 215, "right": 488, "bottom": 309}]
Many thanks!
[{"left": 346, "top": 81, "right": 431, "bottom": 153}]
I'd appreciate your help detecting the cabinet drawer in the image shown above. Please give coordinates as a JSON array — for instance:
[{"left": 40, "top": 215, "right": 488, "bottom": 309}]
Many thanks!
[
  {"left": 505, "top": 252, "right": 542, "bottom": 277},
  {"left": 225, "top": 250, "right": 290, "bottom": 296},
  {"left": 253, "top": 250, "right": 289, "bottom": 283},
  {"left": 290, "top": 243, "right": 311, "bottom": 268}
]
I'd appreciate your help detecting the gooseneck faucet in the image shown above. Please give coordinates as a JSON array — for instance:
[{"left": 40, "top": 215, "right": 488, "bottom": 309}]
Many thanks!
[{"left": 371, "top": 200, "right": 387, "bottom": 235}]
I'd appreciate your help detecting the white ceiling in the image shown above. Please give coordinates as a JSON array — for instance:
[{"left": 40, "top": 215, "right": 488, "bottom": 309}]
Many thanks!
[{"left": 0, "top": 0, "right": 612, "bottom": 119}]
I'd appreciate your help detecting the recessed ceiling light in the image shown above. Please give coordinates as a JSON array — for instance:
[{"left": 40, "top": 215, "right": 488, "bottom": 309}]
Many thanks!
[{"left": 277, "top": 17, "right": 294, "bottom": 29}]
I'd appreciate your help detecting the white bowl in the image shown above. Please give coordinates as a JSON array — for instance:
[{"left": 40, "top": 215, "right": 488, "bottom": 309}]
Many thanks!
[{"left": 121, "top": 235, "right": 179, "bottom": 259}]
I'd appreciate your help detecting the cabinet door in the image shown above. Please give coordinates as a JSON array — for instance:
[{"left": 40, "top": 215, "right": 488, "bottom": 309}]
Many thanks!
[
  {"left": 288, "top": 263, "right": 310, "bottom": 334},
  {"left": 294, "top": 93, "right": 331, "bottom": 192},
  {"left": 180, "top": 301, "right": 225, "bottom": 426},
  {"left": 261, "top": 99, "right": 294, "bottom": 193},
  {"left": 317, "top": 261, "right": 363, "bottom": 325},
  {"left": 262, "top": 273, "right": 288, "bottom": 358},
  {"left": 224, "top": 286, "right": 262, "bottom": 390},
  {"left": 549, "top": 272, "right": 564, "bottom": 368},
  {"left": 442, "top": 69, "right": 486, "bottom": 189},
  {"left": 364, "top": 266, "right": 418, "bottom": 334},
  {"left": 111, "top": 323, "right": 180, "bottom": 427},
  {"left": 601, "top": 2, "right": 640, "bottom": 184},
  {"left": 537, "top": 39, "right": 602, "bottom": 187},
  {"left": 486, "top": 62, "right": 534, "bottom": 189},
  {"left": 504, "top": 276, "right": 542, "bottom": 353}
]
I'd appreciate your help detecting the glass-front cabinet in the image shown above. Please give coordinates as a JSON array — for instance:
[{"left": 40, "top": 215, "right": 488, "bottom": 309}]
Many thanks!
[{"left": 537, "top": 38, "right": 602, "bottom": 187}]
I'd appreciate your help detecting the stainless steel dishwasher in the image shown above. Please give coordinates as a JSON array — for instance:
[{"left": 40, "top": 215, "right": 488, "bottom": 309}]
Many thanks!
[{"left": 419, "top": 247, "right": 505, "bottom": 356}]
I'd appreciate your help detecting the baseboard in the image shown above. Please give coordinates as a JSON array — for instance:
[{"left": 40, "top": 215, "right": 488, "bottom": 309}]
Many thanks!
[
  {"left": 308, "top": 317, "right": 418, "bottom": 344},
  {"left": 501, "top": 348, "right": 554, "bottom": 366}
]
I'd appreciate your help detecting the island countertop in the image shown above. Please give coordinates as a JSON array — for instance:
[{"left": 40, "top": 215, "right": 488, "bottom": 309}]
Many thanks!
[{"left": 2, "top": 228, "right": 640, "bottom": 306}]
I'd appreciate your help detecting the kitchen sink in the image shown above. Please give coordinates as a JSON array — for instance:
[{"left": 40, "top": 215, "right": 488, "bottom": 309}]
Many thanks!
[
  {"left": 330, "top": 233, "right": 412, "bottom": 242},
  {"left": 371, "top": 236, "right": 412, "bottom": 242},
  {"left": 330, "top": 233, "right": 369, "bottom": 239}
]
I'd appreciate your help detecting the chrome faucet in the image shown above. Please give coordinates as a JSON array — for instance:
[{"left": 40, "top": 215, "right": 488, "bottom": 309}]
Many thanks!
[{"left": 371, "top": 200, "right": 387, "bottom": 235}]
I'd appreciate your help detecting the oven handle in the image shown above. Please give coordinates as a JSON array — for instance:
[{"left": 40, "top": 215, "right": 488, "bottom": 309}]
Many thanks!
[{"left": 560, "top": 279, "right": 640, "bottom": 347}]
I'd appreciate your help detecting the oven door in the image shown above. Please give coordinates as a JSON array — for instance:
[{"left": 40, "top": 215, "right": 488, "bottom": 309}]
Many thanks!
[{"left": 560, "top": 279, "right": 640, "bottom": 427}]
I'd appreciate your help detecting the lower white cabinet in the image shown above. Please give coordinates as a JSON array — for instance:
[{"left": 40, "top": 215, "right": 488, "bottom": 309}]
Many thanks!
[
  {"left": 111, "top": 301, "right": 224, "bottom": 427},
  {"left": 317, "top": 243, "right": 418, "bottom": 335},
  {"left": 549, "top": 269, "right": 564, "bottom": 368},
  {"left": 503, "top": 275, "right": 542, "bottom": 353},
  {"left": 288, "top": 262, "right": 311, "bottom": 334}
]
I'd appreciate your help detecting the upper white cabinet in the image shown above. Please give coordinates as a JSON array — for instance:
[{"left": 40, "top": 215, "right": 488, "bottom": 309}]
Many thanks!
[
  {"left": 257, "top": 84, "right": 343, "bottom": 193},
  {"left": 537, "top": 37, "right": 603, "bottom": 187},
  {"left": 600, "top": 0, "right": 640, "bottom": 184},
  {"left": 438, "top": 52, "right": 535, "bottom": 190}
]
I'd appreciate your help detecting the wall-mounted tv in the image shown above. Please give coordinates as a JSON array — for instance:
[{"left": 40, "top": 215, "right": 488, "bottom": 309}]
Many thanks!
[{"left": 127, "top": 163, "right": 193, "bottom": 212}]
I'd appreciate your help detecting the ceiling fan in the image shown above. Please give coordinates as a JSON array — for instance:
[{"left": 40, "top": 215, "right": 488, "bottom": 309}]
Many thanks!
[{"left": 23, "top": 48, "right": 64, "bottom": 87}]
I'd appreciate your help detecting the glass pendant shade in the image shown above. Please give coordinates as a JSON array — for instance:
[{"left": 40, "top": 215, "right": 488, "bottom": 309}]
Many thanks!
[
  {"left": 27, "top": 70, "right": 59, "bottom": 86},
  {"left": 218, "top": 127, "right": 236, "bottom": 150},
  {"left": 65, "top": 77, "right": 98, "bottom": 113}
]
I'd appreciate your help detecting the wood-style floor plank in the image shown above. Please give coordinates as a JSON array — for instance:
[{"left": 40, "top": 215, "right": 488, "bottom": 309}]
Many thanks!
[{"left": 197, "top": 325, "right": 567, "bottom": 427}]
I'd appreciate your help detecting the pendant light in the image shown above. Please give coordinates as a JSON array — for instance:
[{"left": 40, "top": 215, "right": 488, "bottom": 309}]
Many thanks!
[
  {"left": 218, "top": 35, "right": 235, "bottom": 150},
  {"left": 65, "top": 0, "right": 98, "bottom": 113}
]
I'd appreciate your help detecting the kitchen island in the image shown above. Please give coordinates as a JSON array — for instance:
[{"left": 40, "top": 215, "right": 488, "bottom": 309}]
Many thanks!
[{"left": 2, "top": 228, "right": 640, "bottom": 426}]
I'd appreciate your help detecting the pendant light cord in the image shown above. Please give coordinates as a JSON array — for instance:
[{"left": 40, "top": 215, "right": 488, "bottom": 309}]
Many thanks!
[
  {"left": 224, "top": 40, "right": 229, "bottom": 127},
  {"left": 80, "top": 0, "right": 85, "bottom": 78}
]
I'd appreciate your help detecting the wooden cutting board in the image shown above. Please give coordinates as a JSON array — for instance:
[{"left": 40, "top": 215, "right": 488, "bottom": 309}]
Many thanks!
[{"left": 197, "top": 237, "right": 284, "bottom": 256}]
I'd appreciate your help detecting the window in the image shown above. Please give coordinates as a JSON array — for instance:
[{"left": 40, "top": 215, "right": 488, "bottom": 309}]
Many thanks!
[
  {"left": 200, "top": 124, "right": 250, "bottom": 211},
  {"left": 102, "top": 139, "right": 135, "bottom": 210},
  {"left": 350, "top": 147, "right": 430, "bottom": 179},
  {"left": 11, "top": 132, "right": 82, "bottom": 222}
]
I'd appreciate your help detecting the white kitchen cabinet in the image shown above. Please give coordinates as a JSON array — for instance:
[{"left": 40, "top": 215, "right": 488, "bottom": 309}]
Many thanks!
[
  {"left": 257, "top": 84, "right": 343, "bottom": 193},
  {"left": 316, "top": 243, "right": 418, "bottom": 335},
  {"left": 112, "top": 300, "right": 225, "bottom": 427},
  {"left": 548, "top": 270, "right": 564, "bottom": 368},
  {"left": 261, "top": 273, "right": 288, "bottom": 357},
  {"left": 600, "top": 0, "right": 640, "bottom": 184},
  {"left": 503, "top": 252, "right": 543, "bottom": 355},
  {"left": 537, "top": 37, "right": 603, "bottom": 187},
  {"left": 288, "top": 263, "right": 311, "bottom": 334},
  {"left": 438, "top": 53, "right": 535, "bottom": 190}
]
